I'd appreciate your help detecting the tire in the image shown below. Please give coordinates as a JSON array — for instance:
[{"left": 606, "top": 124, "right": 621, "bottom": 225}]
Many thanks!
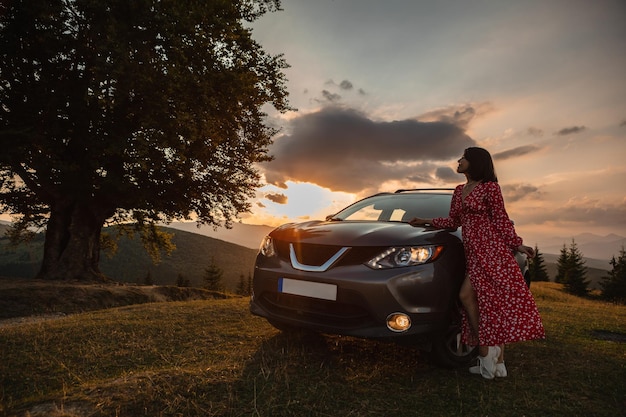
[{"left": 429, "top": 307, "right": 477, "bottom": 368}]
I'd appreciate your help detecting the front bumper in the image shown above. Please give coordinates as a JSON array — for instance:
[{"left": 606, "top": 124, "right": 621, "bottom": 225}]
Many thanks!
[{"left": 250, "top": 255, "right": 461, "bottom": 339}]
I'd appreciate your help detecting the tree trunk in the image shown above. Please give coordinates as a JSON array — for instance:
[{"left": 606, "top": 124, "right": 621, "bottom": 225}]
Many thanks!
[{"left": 38, "top": 199, "right": 110, "bottom": 282}]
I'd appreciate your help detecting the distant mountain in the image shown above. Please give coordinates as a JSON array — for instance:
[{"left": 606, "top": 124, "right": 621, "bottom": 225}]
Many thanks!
[
  {"left": 536, "top": 233, "right": 625, "bottom": 261},
  {"left": 0, "top": 226, "right": 258, "bottom": 291},
  {"left": 166, "top": 221, "right": 275, "bottom": 250}
]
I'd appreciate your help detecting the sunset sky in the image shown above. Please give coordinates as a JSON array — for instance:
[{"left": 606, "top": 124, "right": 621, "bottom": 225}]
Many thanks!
[{"left": 241, "top": 0, "right": 626, "bottom": 246}]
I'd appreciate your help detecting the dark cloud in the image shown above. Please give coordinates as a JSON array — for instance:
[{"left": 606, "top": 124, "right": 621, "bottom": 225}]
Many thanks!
[
  {"left": 555, "top": 126, "right": 586, "bottom": 136},
  {"left": 493, "top": 145, "right": 543, "bottom": 161},
  {"left": 264, "top": 107, "right": 475, "bottom": 193},
  {"left": 435, "top": 166, "right": 460, "bottom": 181},
  {"left": 265, "top": 193, "right": 288, "bottom": 204},
  {"left": 501, "top": 183, "right": 542, "bottom": 203},
  {"left": 620, "top": 119, "right": 626, "bottom": 127},
  {"left": 358, "top": 88, "right": 367, "bottom": 95},
  {"left": 527, "top": 127, "right": 543, "bottom": 137},
  {"left": 321, "top": 90, "right": 341, "bottom": 102},
  {"left": 417, "top": 103, "right": 494, "bottom": 130},
  {"left": 256, "top": 201, "right": 266, "bottom": 208},
  {"left": 339, "top": 80, "right": 353, "bottom": 90}
]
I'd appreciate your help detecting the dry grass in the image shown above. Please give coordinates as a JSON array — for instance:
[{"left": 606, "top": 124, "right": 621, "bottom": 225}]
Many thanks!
[{"left": 0, "top": 281, "right": 624, "bottom": 417}]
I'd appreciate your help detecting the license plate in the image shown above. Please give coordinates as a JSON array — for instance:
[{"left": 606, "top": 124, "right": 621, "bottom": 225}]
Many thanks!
[{"left": 278, "top": 278, "right": 337, "bottom": 301}]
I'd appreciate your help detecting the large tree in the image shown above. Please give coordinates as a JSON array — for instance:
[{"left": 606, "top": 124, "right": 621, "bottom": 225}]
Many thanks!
[{"left": 0, "top": 0, "right": 289, "bottom": 281}]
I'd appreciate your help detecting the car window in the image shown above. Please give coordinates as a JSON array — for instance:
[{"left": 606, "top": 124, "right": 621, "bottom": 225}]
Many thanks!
[
  {"left": 341, "top": 204, "right": 381, "bottom": 221},
  {"left": 334, "top": 193, "right": 452, "bottom": 222}
]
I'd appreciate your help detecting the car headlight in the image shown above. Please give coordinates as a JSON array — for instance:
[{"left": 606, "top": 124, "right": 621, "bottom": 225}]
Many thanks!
[
  {"left": 259, "top": 235, "right": 276, "bottom": 257},
  {"left": 366, "top": 245, "right": 443, "bottom": 269}
]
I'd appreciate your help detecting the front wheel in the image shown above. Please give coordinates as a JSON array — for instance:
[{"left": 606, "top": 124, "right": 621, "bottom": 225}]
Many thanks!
[{"left": 429, "top": 309, "right": 477, "bottom": 368}]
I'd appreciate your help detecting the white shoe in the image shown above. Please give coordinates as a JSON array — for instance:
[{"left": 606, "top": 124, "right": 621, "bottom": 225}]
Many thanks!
[
  {"left": 470, "top": 346, "right": 500, "bottom": 379},
  {"left": 495, "top": 362, "right": 507, "bottom": 377},
  {"left": 470, "top": 358, "right": 507, "bottom": 378}
]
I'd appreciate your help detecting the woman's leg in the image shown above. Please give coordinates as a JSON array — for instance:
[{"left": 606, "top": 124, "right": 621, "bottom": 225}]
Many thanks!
[{"left": 459, "top": 276, "right": 487, "bottom": 356}]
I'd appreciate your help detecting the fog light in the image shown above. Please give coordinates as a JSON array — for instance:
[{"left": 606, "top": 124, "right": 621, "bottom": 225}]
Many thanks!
[{"left": 386, "top": 313, "right": 411, "bottom": 332}]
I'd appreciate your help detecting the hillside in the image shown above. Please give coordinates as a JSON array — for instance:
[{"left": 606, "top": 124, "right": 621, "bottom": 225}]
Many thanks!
[
  {"left": 0, "top": 226, "right": 258, "bottom": 291},
  {"left": 166, "top": 221, "right": 274, "bottom": 250}
]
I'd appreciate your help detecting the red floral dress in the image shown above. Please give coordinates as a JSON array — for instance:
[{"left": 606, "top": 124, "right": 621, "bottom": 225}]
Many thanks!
[{"left": 432, "top": 182, "right": 545, "bottom": 346}]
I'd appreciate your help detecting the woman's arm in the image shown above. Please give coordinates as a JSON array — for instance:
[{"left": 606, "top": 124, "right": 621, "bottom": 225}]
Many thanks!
[
  {"left": 410, "top": 186, "right": 462, "bottom": 229},
  {"left": 485, "top": 182, "right": 523, "bottom": 250}
]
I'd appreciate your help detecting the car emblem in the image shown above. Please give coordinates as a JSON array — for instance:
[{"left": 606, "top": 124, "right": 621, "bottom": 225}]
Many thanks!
[{"left": 289, "top": 244, "right": 351, "bottom": 272}]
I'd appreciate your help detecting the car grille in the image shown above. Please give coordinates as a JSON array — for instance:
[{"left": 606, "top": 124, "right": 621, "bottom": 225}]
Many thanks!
[
  {"left": 258, "top": 292, "right": 375, "bottom": 328},
  {"left": 274, "top": 240, "right": 386, "bottom": 268}
]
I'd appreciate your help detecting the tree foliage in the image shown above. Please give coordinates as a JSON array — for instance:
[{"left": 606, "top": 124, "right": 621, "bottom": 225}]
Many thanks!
[
  {"left": 554, "top": 244, "right": 569, "bottom": 284},
  {"left": 555, "top": 240, "right": 589, "bottom": 296},
  {"left": 236, "top": 272, "right": 252, "bottom": 296},
  {"left": 600, "top": 246, "right": 626, "bottom": 304},
  {"left": 528, "top": 244, "right": 550, "bottom": 282},
  {"left": 0, "top": 0, "right": 289, "bottom": 281},
  {"left": 203, "top": 257, "right": 223, "bottom": 291},
  {"left": 176, "top": 272, "right": 190, "bottom": 288}
]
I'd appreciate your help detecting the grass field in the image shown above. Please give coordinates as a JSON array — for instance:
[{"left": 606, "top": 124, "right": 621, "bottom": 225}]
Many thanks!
[{"left": 1, "top": 282, "right": 624, "bottom": 417}]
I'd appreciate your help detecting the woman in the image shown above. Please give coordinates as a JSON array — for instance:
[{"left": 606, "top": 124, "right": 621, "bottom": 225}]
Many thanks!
[{"left": 409, "top": 147, "right": 545, "bottom": 379}]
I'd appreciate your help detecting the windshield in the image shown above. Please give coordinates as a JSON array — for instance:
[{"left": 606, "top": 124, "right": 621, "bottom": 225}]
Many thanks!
[{"left": 332, "top": 193, "right": 452, "bottom": 222}]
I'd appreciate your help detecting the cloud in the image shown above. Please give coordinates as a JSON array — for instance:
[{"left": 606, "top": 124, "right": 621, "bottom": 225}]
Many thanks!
[
  {"left": 321, "top": 90, "right": 341, "bottom": 103},
  {"left": 493, "top": 145, "right": 543, "bottom": 161},
  {"left": 264, "top": 193, "right": 288, "bottom": 204},
  {"left": 339, "top": 80, "right": 353, "bottom": 90},
  {"left": 435, "top": 166, "right": 459, "bottom": 181},
  {"left": 417, "top": 102, "right": 495, "bottom": 130},
  {"left": 527, "top": 127, "right": 544, "bottom": 137},
  {"left": 501, "top": 183, "right": 542, "bottom": 203},
  {"left": 533, "top": 197, "right": 626, "bottom": 227},
  {"left": 555, "top": 126, "right": 586, "bottom": 136},
  {"left": 263, "top": 106, "right": 476, "bottom": 193},
  {"left": 620, "top": 119, "right": 626, "bottom": 127}
]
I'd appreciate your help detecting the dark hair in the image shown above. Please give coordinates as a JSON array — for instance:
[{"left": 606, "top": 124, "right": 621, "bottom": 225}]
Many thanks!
[{"left": 464, "top": 147, "right": 498, "bottom": 183}]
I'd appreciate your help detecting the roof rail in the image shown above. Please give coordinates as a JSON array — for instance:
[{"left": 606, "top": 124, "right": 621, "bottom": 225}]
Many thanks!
[{"left": 394, "top": 188, "right": 456, "bottom": 193}]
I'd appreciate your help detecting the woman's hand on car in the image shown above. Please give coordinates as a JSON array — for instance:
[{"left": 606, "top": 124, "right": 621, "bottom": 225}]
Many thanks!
[{"left": 409, "top": 217, "right": 430, "bottom": 227}]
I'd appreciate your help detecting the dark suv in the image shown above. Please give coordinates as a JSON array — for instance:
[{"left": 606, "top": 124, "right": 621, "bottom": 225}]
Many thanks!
[{"left": 250, "top": 189, "right": 529, "bottom": 367}]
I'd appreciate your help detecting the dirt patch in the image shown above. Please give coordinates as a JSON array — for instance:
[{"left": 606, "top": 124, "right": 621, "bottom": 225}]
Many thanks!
[
  {"left": 591, "top": 329, "right": 626, "bottom": 343},
  {"left": 0, "top": 277, "right": 234, "bottom": 323}
]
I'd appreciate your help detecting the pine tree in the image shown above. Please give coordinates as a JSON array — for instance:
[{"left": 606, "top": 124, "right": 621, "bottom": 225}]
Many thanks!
[
  {"left": 555, "top": 244, "right": 570, "bottom": 284},
  {"left": 176, "top": 273, "right": 190, "bottom": 288},
  {"left": 236, "top": 274, "right": 247, "bottom": 296},
  {"left": 144, "top": 270, "right": 154, "bottom": 286},
  {"left": 236, "top": 272, "right": 254, "bottom": 296},
  {"left": 203, "top": 258, "right": 223, "bottom": 292},
  {"left": 600, "top": 247, "right": 626, "bottom": 304},
  {"left": 529, "top": 245, "right": 550, "bottom": 282},
  {"left": 563, "top": 240, "right": 589, "bottom": 296}
]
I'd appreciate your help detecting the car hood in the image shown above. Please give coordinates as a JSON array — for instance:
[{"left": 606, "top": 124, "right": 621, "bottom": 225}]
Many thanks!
[{"left": 269, "top": 220, "right": 455, "bottom": 246}]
